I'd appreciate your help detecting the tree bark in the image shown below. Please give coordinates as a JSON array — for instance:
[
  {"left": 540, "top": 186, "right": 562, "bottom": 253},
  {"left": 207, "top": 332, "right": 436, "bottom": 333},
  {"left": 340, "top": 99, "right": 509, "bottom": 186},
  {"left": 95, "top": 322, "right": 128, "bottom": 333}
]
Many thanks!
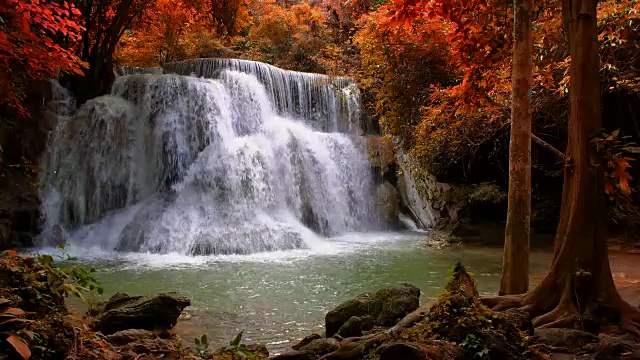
[
  {"left": 485, "top": 0, "right": 640, "bottom": 337},
  {"left": 500, "top": 0, "right": 532, "bottom": 295}
]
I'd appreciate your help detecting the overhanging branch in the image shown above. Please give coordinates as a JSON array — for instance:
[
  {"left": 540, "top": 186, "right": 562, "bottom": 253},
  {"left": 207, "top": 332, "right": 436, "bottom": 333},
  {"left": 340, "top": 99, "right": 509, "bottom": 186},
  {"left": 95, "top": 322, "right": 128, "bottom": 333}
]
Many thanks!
[{"left": 532, "top": 133, "right": 565, "bottom": 159}]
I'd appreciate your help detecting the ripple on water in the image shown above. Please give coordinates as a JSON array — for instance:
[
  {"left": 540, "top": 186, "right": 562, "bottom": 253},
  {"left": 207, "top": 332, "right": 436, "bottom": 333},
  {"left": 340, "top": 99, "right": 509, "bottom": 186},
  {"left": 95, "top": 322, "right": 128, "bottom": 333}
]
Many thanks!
[{"left": 33, "top": 233, "right": 552, "bottom": 354}]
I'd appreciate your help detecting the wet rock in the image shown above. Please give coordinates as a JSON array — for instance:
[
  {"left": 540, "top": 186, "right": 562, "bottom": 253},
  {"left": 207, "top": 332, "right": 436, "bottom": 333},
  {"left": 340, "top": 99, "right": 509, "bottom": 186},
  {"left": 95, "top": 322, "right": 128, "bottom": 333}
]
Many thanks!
[
  {"left": 534, "top": 328, "right": 598, "bottom": 351},
  {"left": 396, "top": 151, "right": 451, "bottom": 229},
  {"left": 105, "top": 329, "right": 157, "bottom": 346},
  {"left": 271, "top": 350, "right": 313, "bottom": 360},
  {"left": 337, "top": 315, "right": 375, "bottom": 338},
  {"left": 378, "top": 343, "right": 426, "bottom": 360},
  {"left": 298, "top": 338, "right": 341, "bottom": 354},
  {"left": 319, "top": 334, "right": 384, "bottom": 360},
  {"left": 325, "top": 284, "right": 420, "bottom": 336},
  {"left": 376, "top": 182, "right": 401, "bottom": 227},
  {"left": 91, "top": 292, "right": 190, "bottom": 335},
  {"left": 593, "top": 334, "right": 637, "bottom": 360},
  {"left": 273, "top": 338, "right": 340, "bottom": 360},
  {"left": 292, "top": 333, "right": 323, "bottom": 350}
]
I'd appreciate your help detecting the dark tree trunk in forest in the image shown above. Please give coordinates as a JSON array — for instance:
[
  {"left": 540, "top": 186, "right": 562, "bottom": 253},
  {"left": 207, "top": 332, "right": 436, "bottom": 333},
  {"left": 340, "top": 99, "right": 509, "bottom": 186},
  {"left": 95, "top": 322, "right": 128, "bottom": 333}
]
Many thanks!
[
  {"left": 66, "top": 0, "right": 149, "bottom": 104},
  {"left": 500, "top": 0, "right": 532, "bottom": 296},
  {"left": 484, "top": 0, "right": 640, "bottom": 336}
]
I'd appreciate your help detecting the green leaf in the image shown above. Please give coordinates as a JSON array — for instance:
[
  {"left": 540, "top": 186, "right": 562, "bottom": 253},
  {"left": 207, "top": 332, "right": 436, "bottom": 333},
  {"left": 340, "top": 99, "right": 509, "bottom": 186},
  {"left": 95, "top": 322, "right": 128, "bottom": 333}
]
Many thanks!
[{"left": 230, "top": 330, "right": 244, "bottom": 347}]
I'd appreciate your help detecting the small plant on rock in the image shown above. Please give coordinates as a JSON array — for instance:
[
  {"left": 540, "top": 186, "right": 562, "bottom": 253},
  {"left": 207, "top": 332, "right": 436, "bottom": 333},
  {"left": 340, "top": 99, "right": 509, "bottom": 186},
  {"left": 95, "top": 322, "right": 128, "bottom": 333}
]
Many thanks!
[
  {"left": 34, "top": 244, "right": 103, "bottom": 303},
  {"left": 194, "top": 334, "right": 209, "bottom": 357}
]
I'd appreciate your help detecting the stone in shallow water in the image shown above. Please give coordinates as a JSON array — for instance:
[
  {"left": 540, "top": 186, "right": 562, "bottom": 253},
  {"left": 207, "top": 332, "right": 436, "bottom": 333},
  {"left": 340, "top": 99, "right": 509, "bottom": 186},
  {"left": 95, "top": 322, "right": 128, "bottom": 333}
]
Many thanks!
[
  {"left": 325, "top": 283, "right": 420, "bottom": 337},
  {"left": 91, "top": 292, "right": 190, "bottom": 335}
]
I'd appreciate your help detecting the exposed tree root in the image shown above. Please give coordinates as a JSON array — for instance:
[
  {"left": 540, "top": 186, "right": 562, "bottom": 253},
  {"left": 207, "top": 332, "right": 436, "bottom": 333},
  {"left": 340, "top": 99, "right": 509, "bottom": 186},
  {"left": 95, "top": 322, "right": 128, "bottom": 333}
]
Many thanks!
[
  {"left": 480, "top": 294, "right": 524, "bottom": 311},
  {"left": 481, "top": 286, "right": 640, "bottom": 340},
  {"left": 618, "top": 300, "right": 640, "bottom": 338}
]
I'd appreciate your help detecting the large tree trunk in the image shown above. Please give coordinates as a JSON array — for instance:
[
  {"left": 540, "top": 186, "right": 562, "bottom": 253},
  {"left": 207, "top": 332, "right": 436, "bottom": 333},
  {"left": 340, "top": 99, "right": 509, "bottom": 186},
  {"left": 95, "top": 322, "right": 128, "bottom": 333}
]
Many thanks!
[
  {"left": 484, "top": 0, "right": 640, "bottom": 336},
  {"left": 500, "top": 0, "right": 533, "bottom": 296}
]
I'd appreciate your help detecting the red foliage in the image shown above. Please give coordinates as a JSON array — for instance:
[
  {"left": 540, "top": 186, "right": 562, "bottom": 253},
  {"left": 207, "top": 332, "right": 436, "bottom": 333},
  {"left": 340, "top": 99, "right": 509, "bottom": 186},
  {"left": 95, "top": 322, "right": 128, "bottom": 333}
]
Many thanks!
[{"left": 0, "top": 0, "right": 85, "bottom": 115}]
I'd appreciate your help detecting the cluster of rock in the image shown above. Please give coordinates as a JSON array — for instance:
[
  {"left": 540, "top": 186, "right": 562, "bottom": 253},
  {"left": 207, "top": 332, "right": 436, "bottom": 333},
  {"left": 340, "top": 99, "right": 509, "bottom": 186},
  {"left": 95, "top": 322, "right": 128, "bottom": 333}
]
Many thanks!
[
  {"left": 7, "top": 246, "right": 637, "bottom": 360},
  {"left": 269, "top": 263, "right": 640, "bottom": 360}
]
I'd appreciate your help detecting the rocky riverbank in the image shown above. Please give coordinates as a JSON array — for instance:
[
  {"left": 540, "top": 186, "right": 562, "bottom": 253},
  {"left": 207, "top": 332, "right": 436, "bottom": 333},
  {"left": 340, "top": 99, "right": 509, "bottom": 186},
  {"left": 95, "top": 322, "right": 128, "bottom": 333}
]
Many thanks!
[{"left": 2, "top": 250, "right": 640, "bottom": 360}]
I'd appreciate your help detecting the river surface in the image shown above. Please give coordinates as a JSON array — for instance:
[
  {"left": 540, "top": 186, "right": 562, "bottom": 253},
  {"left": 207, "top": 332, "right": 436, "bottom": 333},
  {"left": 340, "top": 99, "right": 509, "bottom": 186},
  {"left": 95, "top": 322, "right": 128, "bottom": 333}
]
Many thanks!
[{"left": 37, "top": 231, "right": 563, "bottom": 353}]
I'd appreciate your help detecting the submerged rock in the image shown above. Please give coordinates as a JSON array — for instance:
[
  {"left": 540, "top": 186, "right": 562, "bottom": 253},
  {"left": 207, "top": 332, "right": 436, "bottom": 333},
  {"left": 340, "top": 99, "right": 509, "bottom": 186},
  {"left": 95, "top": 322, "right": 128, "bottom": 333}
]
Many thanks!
[
  {"left": 91, "top": 292, "right": 190, "bottom": 335},
  {"left": 324, "top": 283, "right": 420, "bottom": 337}
]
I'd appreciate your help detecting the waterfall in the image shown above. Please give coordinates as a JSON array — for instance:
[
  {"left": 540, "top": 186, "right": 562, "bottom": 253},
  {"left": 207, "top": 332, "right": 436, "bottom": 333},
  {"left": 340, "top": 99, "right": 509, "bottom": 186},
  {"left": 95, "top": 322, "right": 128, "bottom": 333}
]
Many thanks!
[
  {"left": 164, "top": 58, "right": 364, "bottom": 134},
  {"left": 40, "top": 60, "right": 380, "bottom": 255}
]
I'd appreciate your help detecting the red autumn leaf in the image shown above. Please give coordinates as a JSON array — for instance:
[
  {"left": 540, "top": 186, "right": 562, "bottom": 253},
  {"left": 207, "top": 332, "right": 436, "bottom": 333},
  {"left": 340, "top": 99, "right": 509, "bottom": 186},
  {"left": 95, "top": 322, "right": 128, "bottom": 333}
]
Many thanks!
[
  {"left": 2, "top": 307, "right": 25, "bottom": 316},
  {"left": 6, "top": 333, "right": 31, "bottom": 360}
]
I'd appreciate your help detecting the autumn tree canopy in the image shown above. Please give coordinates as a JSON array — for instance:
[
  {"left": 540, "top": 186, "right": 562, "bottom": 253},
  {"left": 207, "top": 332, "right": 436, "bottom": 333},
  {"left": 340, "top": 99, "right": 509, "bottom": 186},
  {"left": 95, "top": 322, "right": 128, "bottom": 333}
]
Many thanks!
[{"left": 0, "top": 0, "right": 85, "bottom": 115}]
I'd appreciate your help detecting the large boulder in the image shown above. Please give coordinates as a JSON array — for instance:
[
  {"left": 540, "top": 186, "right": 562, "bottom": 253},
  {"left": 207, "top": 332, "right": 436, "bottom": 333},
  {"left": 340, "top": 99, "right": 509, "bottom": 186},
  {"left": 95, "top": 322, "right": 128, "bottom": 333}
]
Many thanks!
[
  {"left": 325, "top": 284, "right": 420, "bottom": 337},
  {"left": 91, "top": 292, "right": 190, "bottom": 335}
]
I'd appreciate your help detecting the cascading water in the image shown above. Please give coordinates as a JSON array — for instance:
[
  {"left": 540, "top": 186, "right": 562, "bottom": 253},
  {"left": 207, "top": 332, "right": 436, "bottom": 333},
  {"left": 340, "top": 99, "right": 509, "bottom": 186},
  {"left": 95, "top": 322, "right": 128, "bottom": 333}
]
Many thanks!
[{"left": 40, "top": 59, "right": 381, "bottom": 255}]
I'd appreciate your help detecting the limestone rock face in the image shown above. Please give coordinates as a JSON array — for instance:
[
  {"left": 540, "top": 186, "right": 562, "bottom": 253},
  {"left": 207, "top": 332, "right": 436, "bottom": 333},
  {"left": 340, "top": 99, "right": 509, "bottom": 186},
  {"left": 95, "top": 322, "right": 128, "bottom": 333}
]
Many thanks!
[
  {"left": 325, "top": 284, "right": 420, "bottom": 337},
  {"left": 396, "top": 151, "right": 452, "bottom": 229},
  {"left": 376, "top": 182, "right": 401, "bottom": 227}
]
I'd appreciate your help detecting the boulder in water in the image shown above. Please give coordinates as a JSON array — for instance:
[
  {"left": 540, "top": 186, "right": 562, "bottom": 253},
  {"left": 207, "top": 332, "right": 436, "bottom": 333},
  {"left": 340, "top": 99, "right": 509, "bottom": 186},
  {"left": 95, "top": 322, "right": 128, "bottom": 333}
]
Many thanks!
[
  {"left": 325, "top": 283, "right": 420, "bottom": 337},
  {"left": 91, "top": 292, "right": 190, "bottom": 335},
  {"left": 337, "top": 315, "right": 375, "bottom": 338}
]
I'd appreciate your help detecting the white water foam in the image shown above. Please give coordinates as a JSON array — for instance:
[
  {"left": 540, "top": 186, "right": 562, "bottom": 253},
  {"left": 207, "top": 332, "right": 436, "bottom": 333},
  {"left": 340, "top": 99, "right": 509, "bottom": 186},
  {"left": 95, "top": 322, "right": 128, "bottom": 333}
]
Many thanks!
[{"left": 40, "top": 61, "right": 382, "bottom": 256}]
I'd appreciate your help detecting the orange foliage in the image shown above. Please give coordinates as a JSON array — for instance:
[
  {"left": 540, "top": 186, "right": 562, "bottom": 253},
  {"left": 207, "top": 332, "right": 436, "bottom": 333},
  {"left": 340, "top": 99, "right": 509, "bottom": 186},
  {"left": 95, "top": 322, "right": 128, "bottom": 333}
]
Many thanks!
[
  {"left": 0, "top": 0, "right": 85, "bottom": 115},
  {"left": 248, "top": 2, "right": 334, "bottom": 72},
  {"left": 358, "top": 0, "right": 640, "bottom": 180},
  {"left": 116, "top": 0, "right": 203, "bottom": 66}
]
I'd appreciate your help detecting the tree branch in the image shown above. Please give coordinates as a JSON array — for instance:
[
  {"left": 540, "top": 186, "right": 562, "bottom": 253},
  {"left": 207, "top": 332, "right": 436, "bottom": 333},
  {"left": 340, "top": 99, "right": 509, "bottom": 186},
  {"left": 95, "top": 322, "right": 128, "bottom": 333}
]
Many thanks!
[{"left": 532, "top": 133, "right": 565, "bottom": 159}]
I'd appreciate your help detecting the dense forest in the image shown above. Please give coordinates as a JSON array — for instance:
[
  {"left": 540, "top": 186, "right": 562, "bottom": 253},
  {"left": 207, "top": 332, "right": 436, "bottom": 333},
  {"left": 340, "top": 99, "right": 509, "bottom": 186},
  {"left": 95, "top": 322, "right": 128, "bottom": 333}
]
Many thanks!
[
  {"left": 2, "top": 0, "right": 640, "bottom": 359},
  {"left": 2, "top": 0, "right": 639, "bottom": 236}
]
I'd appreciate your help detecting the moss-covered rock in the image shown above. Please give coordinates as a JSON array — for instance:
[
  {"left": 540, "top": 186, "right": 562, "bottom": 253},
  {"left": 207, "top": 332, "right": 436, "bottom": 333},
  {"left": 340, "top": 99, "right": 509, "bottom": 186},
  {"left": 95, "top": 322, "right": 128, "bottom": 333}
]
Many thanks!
[
  {"left": 376, "top": 263, "right": 543, "bottom": 360},
  {"left": 325, "top": 284, "right": 420, "bottom": 337},
  {"left": 0, "top": 251, "right": 200, "bottom": 360},
  {"left": 338, "top": 315, "right": 375, "bottom": 338}
]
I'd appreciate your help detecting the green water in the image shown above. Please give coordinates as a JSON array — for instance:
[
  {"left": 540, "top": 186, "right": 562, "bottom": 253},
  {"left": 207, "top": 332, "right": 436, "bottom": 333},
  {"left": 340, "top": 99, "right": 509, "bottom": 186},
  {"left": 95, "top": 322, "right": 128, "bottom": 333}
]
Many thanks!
[{"left": 56, "top": 232, "right": 552, "bottom": 353}]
